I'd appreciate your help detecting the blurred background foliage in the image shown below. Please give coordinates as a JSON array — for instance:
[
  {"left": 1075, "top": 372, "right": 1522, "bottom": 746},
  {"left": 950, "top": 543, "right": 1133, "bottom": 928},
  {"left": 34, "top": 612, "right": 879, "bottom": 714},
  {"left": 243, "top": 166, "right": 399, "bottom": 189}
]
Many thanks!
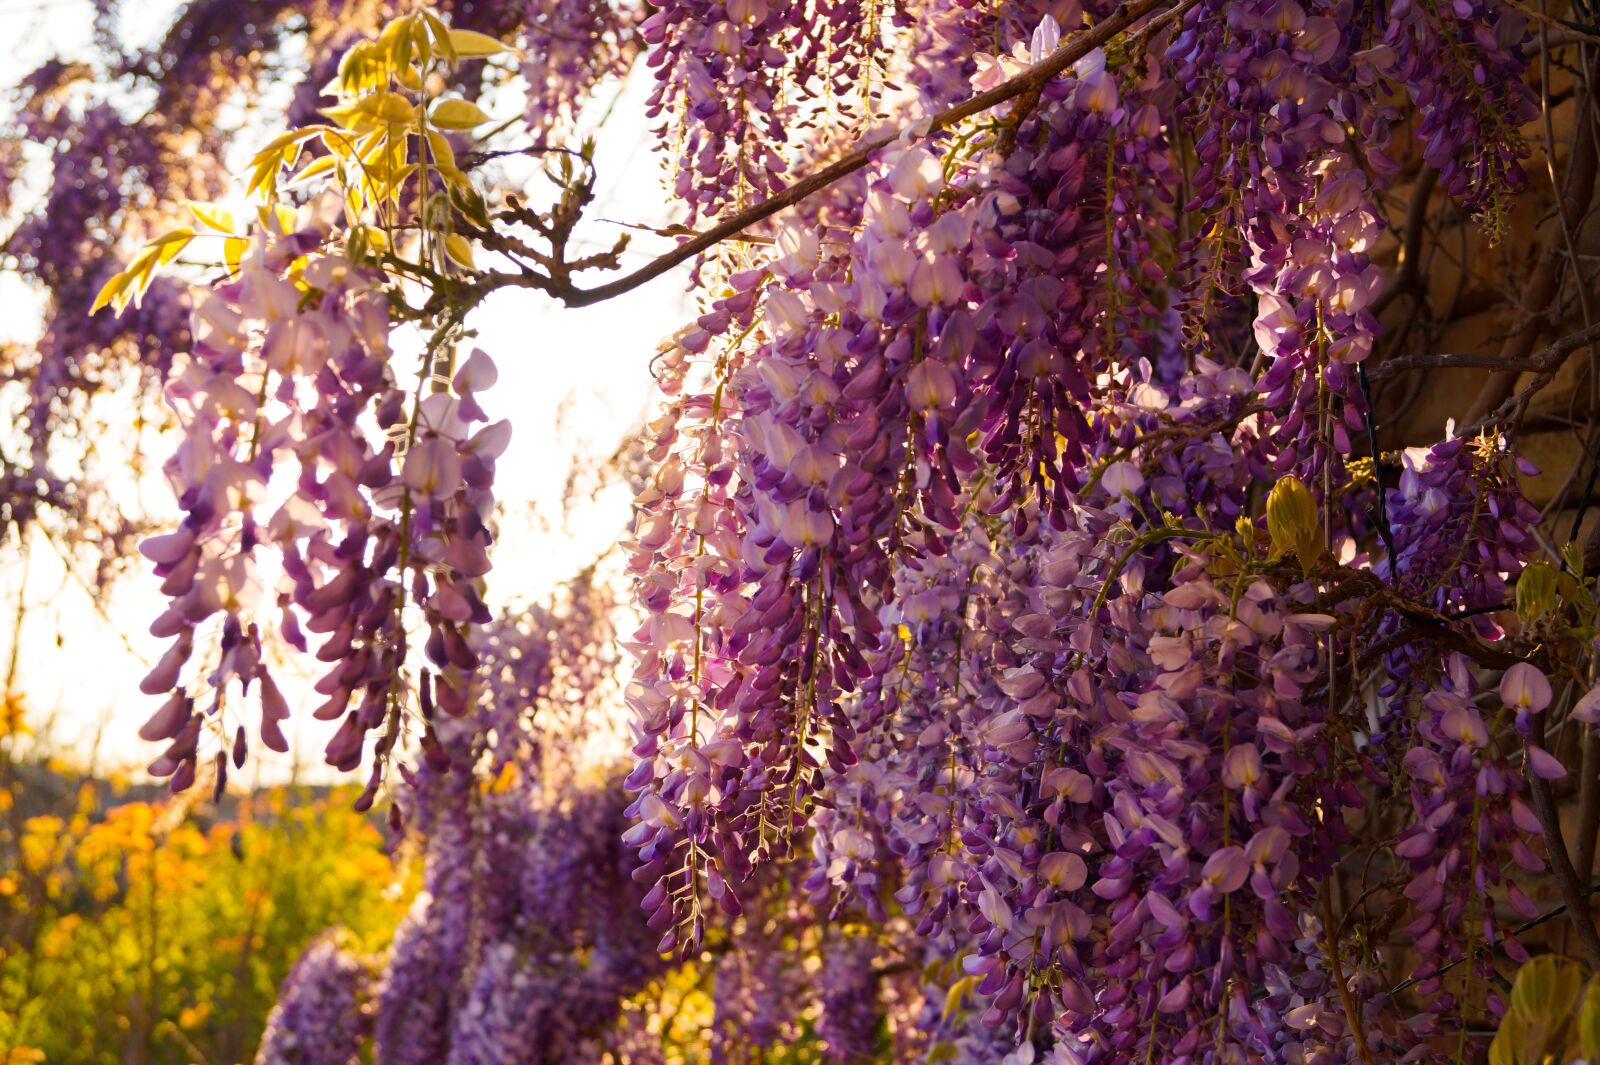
[
  {"left": 0, "top": 693, "right": 414, "bottom": 1065},
  {"left": 0, "top": 692, "right": 869, "bottom": 1065}
]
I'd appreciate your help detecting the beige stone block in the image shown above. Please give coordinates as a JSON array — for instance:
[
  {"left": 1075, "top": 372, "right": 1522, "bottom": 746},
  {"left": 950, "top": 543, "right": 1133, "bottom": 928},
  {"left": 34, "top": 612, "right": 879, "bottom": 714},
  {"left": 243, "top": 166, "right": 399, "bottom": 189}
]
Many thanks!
[
  {"left": 1524, "top": 338, "right": 1600, "bottom": 420},
  {"left": 1382, "top": 309, "right": 1514, "bottom": 445},
  {"left": 1544, "top": 505, "right": 1600, "bottom": 559},
  {"left": 1579, "top": 193, "right": 1600, "bottom": 260},
  {"left": 1517, "top": 429, "right": 1589, "bottom": 508}
]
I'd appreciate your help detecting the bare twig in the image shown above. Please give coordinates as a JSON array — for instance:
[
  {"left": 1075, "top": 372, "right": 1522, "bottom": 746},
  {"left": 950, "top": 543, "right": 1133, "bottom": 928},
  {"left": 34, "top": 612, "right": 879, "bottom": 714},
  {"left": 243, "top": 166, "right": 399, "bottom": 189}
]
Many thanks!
[
  {"left": 1370, "top": 320, "right": 1600, "bottom": 383},
  {"left": 461, "top": 0, "right": 1194, "bottom": 309},
  {"left": 1323, "top": 891, "right": 1380, "bottom": 1065},
  {"left": 1504, "top": 0, "right": 1600, "bottom": 46},
  {"left": 1356, "top": 361, "right": 1397, "bottom": 570},
  {"left": 1576, "top": 731, "right": 1600, "bottom": 883},
  {"left": 1465, "top": 51, "right": 1600, "bottom": 422},
  {"left": 1371, "top": 167, "right": 1437, "bottom": 318},
  {"left": 1462, "top": 321, "right": 1600, "bottom": 435}
]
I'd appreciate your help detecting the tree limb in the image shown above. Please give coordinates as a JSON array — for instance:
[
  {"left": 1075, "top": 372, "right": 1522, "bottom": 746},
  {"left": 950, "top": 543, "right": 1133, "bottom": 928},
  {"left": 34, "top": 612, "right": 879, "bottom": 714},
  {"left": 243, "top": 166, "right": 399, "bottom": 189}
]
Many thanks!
[
  {"left": 461, "top": 0, "right": 1194, "bottom": 310},
  {"left": 1526, "top": 761, "right": 1600, "bottom": 969},
  {"left": 1370, "top": 167, "right": 1437, "bottom": 319},
  {"left": 1369, "top": 321, "right": 1600, "bottom": 383},
  {"left": 1576, "top": 731, "right": 1600, "bottom": 884}
]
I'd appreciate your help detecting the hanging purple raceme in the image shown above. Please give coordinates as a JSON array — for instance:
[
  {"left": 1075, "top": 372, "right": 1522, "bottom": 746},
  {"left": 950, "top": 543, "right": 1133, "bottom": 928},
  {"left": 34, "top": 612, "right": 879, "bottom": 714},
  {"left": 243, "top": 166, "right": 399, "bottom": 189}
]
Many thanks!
[
  {"left": 1374, "top": 0, "right": 1537, "bottom": 222},
  {"left": 817, "top": 933, "right": 886, "bottom": 1061},
  {"left": 640, "top": 0, "right": 881, "bottom": 219},
  {"left": 256, "top": 931, "right": 374, "bottom": 1065},
  {"left": 37, "top": 1, "right": 1582, "bottom": 1061},
  {"left": 373, "top": 577, "right": 661, "bottom": 1064},
  {"left": 522, "top": 0, "right": 643, "bottom": 140},
  {"left": 134, "top": 208, "right": 511, "bottom": 801}
]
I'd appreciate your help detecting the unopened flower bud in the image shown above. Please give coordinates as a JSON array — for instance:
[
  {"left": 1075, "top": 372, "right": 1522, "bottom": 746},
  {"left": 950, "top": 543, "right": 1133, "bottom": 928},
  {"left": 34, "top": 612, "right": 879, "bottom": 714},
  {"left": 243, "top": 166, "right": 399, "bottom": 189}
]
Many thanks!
[{"left": 1266, "top": 475, "right": 1320, "bottom": 564}]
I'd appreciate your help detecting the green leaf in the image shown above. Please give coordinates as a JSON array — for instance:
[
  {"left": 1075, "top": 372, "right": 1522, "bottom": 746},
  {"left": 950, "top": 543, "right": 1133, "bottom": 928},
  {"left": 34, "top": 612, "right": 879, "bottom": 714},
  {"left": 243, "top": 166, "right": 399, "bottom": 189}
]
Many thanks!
[
  {"left": 447, "top": 28, "right": 511, "bottom": 58},
  {"left": 1511, "top": 955, "right": 1583, "bottom": 1023},
  {"left": 90, "top": 269, "right": 132, "bottom": 315},
  {"left": 430, "top": 99, "right": 491, "bottom": 130},
  {"left": 185, "top": 201, "right": 237, "bottom": 234},
  {"left": 1579, "top": 978, "right": 1600, "bottom": 1061},
  {"left": 941, "top": 975, "right": 977, "bottom": 1023}
]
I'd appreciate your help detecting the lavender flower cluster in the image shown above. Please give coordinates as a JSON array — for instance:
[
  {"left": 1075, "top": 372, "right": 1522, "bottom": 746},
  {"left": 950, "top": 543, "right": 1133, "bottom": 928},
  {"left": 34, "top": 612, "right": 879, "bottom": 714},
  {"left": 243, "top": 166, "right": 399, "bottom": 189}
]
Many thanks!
[
  {"left": 28, "top": 0, "right": 1584, "bottom": 1061},
  {"left": 615, "top": 0, "right": 1571, "bottom": 1060}
]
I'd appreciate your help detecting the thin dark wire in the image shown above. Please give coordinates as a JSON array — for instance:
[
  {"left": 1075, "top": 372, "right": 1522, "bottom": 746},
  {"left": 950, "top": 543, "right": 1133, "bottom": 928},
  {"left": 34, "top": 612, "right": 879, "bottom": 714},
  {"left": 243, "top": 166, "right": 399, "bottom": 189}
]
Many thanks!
[
  {"left": 1389, "top": 880, "right": 1600, "bottom": 996},
  {"left": 1357, "top": 361, "right": 1398, "bottom": 573},
  {"left": 1566, "top": 435, "right": 1600, "bottom": 554}
]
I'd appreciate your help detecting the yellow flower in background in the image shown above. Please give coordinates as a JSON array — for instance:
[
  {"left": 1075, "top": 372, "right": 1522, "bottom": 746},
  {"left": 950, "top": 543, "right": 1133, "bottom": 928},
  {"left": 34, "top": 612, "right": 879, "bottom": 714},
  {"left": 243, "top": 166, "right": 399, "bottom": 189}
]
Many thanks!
[{"left": 1, "top": 778, "right": 411, "bottom": 1063}]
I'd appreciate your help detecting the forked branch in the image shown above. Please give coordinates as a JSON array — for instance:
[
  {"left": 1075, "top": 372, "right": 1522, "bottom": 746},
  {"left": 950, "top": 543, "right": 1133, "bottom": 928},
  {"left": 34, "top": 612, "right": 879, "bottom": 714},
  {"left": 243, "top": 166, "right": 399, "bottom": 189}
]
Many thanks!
[{"left": 460, "top": 0, "right": 1194, "bottom": 310}]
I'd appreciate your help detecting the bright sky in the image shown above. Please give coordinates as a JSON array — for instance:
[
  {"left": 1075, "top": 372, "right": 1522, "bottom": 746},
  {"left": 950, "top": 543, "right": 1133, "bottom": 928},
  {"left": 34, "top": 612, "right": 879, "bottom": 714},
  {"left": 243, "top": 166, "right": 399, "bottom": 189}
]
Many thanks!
[{"left": 0, "top": 0, "right": 691, "bottom": 781}]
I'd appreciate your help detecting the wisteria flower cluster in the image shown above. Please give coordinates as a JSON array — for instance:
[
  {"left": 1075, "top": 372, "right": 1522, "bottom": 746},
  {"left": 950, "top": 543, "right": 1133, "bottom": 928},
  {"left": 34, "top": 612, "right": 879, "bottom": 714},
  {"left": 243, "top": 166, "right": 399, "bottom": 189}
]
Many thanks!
[{"left": 28, "top": 0, "right": 1600, "bottom": 1062}]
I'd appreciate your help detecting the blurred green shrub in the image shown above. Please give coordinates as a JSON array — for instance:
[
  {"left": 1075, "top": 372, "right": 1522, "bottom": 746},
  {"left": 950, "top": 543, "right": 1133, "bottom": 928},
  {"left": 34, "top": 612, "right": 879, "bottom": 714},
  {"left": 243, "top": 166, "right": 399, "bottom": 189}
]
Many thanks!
[{"left": 0, "top": 705, "right": 411, "bottom": 1065}]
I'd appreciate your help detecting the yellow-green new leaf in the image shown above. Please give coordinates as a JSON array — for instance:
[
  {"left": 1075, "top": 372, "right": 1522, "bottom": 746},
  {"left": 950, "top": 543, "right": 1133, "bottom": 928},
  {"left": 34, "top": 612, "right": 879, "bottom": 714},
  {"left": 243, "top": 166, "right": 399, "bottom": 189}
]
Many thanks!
[
  {"left": 361, "top": 91, "right": 417, "bottom": 125},
  {"left": 319, "top": 104, "right": 364, "bottom": 131},
  {"left": 224, "top": 236, "right": 248, "bottom": 275},
  {"left": 288, "top": 153, "right": 340, "bottom": 187},
  {"left": 1489, "top": 1010, "right": 1522, "bottom": 1065},
  {"left": 151, "top": 227, "right": 195, "bottom": 265},
  {"left": 394, "top": 62, "right": 424, "bottom": 91},
  {"left": 338, "top": 39, "right": 382, "bottom": 93},
  {"left": 249, "top": 126, "right": 321, "bottom": 169},
  {"left": 353, "top": 225, "right": 389, "bottom": 252},
  {"left": 90, "top": 269, "right": 134, "bottom": 315},
  {"left": 444, "top": 233, "right": 475, "bottom": 269},
  {"left": 1516, "top": 561, "right": 1559, "bottom": 623},
  {"left": 423, "top": 129, "right": 457, "bottom": 170},
  {"left": 1564, "top": 540, "right": 1586, "bottom": 578},
  {"left": 1580, "top": 978, "right": 1600, "bottom": 1061},
  {"left": 186, "top": 201, "right": 237, "bottom": 234},
  {"left": 423, "top": 11, "right": 456, "bottom": 64},
  {"left": 257, "top": 204, "right": 298, "bottom": 235},
  {"left": 941, "top": 975, "right": 977, "bottom": 1023},
  {"left": 447, "top": 28, "right": 511, "bottom": 58},
  {"left": 1511, "top": 955, "right": 1583, "bottom": 1023},
  {"left": 102, "top": 242, "right": 168, "bottom": 314},
  {"left": 375, "top": 14, "right": 414, "bottom": 66},
  {"left": 435, "top": 164, "right": 472, "bottom": 191},
  {"left": 321, "top": 129, "right": 356, "bottom": 157},
  {"left": 247, "top": 159, "right": 278, "bottom": 199},
  {"left": 124, "top": 243, "right": 163, "bottom": 278},
  {"left": 387, "top": 18, "right": 416, "bottom": 71},
  {"left": 430, "top": 99, "right": 491, "bottom": 130},
  {"left": 407, "top": 16, "right": 432, "bottom": 65}
]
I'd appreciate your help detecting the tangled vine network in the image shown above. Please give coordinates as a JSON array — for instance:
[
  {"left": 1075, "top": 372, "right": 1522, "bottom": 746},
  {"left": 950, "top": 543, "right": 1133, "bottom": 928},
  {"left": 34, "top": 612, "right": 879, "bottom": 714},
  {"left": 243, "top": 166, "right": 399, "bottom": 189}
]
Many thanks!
[{"left": 10, "top": 0, "right": 1600, "bottom": 1059}]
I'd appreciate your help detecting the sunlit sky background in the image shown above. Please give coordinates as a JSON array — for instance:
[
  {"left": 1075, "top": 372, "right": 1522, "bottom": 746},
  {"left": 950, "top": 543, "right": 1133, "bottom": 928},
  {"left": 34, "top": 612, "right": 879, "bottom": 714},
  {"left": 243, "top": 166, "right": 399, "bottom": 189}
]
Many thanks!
[{"left": 0, "top": 0, "right": 691, "bottom": 782}]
